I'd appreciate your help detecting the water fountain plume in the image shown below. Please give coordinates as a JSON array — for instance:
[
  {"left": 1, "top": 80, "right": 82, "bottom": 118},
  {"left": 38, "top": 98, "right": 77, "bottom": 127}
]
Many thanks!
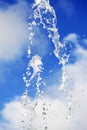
[{"left": 20, "top": 0, "right": 72, "bottom": 129}]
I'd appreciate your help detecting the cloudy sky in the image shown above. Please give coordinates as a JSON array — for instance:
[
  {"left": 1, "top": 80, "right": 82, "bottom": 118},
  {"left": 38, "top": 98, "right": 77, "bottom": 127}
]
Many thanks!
[{"left": 0, "top": 0, "right": 87, "bottom": 130}]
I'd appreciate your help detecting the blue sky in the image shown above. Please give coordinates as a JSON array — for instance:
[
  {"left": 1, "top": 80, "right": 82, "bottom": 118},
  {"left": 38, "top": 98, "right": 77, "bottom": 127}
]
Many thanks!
[{"left": 0, "top": 0, "right": 87, "bottom": 130}]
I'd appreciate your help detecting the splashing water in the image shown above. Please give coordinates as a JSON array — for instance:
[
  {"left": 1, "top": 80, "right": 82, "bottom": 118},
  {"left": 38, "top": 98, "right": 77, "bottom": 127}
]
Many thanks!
[{"left": 21, "top": 0, "right": 72, "bottom": 129}]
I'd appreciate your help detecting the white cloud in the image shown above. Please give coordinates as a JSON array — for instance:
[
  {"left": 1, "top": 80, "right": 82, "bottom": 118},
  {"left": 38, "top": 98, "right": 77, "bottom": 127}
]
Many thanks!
[
  {"left": 0, "top": 97, "right": 69, "bottom": 130},
  {"left": 63, "top": 33, "right": 79, "bottom": 43},
  {"left": 0, "top": 99, "right": 22, "bottom": 130},
  {"left": 63, "top": 33, "right": 87, "bottom": 130},
  {"left": 82, "top": 39, "right": 87, "bottom": 45},
  {"left": 66, "top": 48, "right": 87, "bottom": 130},
  {"left": 0, "top": 0, "right": 29, "bottom": 61}
]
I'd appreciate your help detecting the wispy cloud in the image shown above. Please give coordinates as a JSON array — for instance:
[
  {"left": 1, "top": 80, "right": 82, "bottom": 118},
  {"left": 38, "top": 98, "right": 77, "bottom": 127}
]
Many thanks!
[
  {"left": 0, "top": 0, "right": 51, "bottom": 61},
  {"left": 63, "top": 33, "right": 79, "bottom": 43},
  {"left": 58, "top": 0, "right": 75, "bottom": 17},
  {"left": 0, "top": 0, "right": 29, "bottom": 61}
]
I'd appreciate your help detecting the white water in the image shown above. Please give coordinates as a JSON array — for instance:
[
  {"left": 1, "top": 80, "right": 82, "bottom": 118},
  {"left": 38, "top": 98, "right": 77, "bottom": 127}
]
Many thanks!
[{"left": 21, "top": 0, "right": 72, "bottom": 129}]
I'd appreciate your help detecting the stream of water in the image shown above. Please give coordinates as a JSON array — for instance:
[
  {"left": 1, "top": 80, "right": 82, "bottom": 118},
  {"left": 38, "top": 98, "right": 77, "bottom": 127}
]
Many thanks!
[{"left": 21, "top": 0, "right": 72, "bottom": 129}]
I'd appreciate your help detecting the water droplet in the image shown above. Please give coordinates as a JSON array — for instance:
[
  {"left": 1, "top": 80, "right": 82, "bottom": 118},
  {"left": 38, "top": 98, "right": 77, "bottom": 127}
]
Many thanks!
[
  {"left": 43, "top": 107, "right": 45, "bottom": 111},
  {"left": 42, "top": 112, "right": 47, "bottom": 115},
  {"left": 45, "top": 126, "right": 48, "bottom": 130}
]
